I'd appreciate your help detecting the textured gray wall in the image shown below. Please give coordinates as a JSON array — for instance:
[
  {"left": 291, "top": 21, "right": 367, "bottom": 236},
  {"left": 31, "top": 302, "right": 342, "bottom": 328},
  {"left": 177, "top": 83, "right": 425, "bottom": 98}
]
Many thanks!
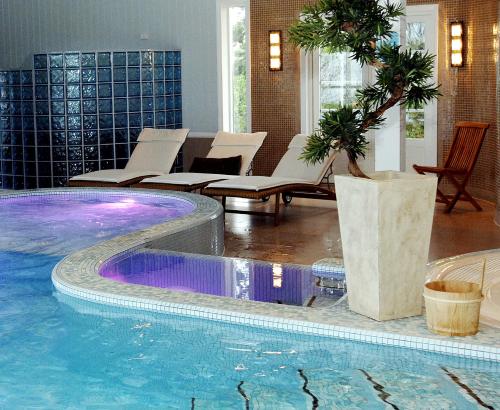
[{"left": 0, "top": 0, "right": 218, "bottom": 132}]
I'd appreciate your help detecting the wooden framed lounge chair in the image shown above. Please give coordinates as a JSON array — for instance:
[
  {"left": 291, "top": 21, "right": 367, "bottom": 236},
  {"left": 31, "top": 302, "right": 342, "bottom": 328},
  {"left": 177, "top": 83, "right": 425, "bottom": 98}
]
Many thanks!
[
  {"left": 133, "top": 131, "right": 267, "bottom": 191},
  {"left": 68, "top": 128, "right": 190, "bottom": 187},
  {"left": 202, "top": 134, "right": 337, "bottom": 226},
  {"left": 413, "top": 121, "right": 489, "bottom": 213}
]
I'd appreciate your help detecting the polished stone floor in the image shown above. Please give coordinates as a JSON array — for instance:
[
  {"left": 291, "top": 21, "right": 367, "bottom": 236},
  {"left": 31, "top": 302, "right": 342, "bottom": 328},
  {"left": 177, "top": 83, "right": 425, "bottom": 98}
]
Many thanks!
[{"left": 223, "top": 197, "right": 500, "bottom": 265}]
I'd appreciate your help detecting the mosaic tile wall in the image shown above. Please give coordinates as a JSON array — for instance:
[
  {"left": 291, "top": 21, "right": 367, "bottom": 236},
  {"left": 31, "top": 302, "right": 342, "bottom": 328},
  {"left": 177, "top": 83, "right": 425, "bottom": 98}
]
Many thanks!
[{"left": 0, "top": 50, "right": 183, "bottom": 189}]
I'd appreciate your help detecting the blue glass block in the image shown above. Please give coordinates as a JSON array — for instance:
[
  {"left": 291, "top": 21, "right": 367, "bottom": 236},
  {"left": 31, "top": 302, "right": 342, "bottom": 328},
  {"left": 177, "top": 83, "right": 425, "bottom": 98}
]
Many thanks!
[
  {"left": 36, "top": 116, "right": 49, "bottom": 131},
  {"left": 155, "top": 96, "right": 165, "bottom": 110},
  {"left": 166, "top": 111, "right": 175, "bottom": 125},
  {"left": 23, "top": 116, "right": 34, "bottom": 130},
  {"left": 10, "top": 86, "right": 21, "bottom": 100},
  {"left": 99, "top": 113, "right": 113, "bottom": 129},
  {"left": 165, "top": 67, "right": 174, "bottom": 80},
  {"left": 166, "top": 96, "right": 174, "bottom": 110},
  {"left": 100, "top": 144, "right": 114, "bottom": 159},
  {"left": 8, "top": 71, "right": 20, "bottom": 85},
  {"left": 113, "top": 67, "right": 126, "bottom": 82},
  {"left": 113, "top": 83, "right": 127, "bottom": 98},
  {"left": 114, "top": 128, "right": 128, "bottom": 143},
  {"left": 82, "top": 99, "right": 97, "bottom": 114},
  {"left": 154, "top": 67, "right": 164, "bottom": 81},
  {"left": 0, "top": 116, "right": 10, "bottom": 130},
  {"left": 98, "top": 83, "right": 112, "bottom": 98},
  {"left": 50, "top": 85, "right": 65, "bottom": 100},
  {"left": 66, "top": 85, "right": 81, "bottom": 99},
  {"left": 100, "top": 130, "right": 113, "bottom": 144},
  {"left": 174, "top": 51, "right": 181, "bottom": 65},
  {"left": 175, "top": 111, "right": 182, "bottom": 124},
  {"left": 81, "top": 53, "right": 96, "bottom": 67},
  {"left": 35, "top": 85, "right": 49, "bottom": 100},
  {"left": 68, "top": 162, "right": 83, "bottom": 177},
  {"left": 11, "top": 101, "right": 21, "bottom": 115},
  {"left": 114, "top": 98, "right": 127, "bottom": 113},
  {"left": 128, "top": 67, "right": 140, "bottom": 81},
  {"left": 82, "top": 84, "right": 97, "bottom": 98},
  {"left": 128, "top": 97, "right": 141, "bottom": 112},
  {"left": 2, "top": 146, "right": 12, "bottom": 161},
  {"left": 98, "top": 68, "right": 111, "bottom": 82},
  {"left": 166, "top": 51, "right": 175, "bottom": 65},
  {"left": 65, "top": 53, "right": 80, "bottom": 68},
  {"left": 37, "top": 131, "right": 50, "bottom": 146},
  {"left": 115, "top": 143, "right": 129, "bottom": 158},
  {"left": 1, "top": 175, "right": 13, "bottom": 189},
  {"left": 143, "top": 112, "right": 154, "bottom": 127},
  {"left": 127, "top": 52, "right": 140, "bottom": 66},
  {"left": 67, "top": 115, "right": 82, "bottom": 130},
  {"left": 0, "top": 130, "right": 10, "bottom": 144},
  {"left": 66, "top": 69, "right": 81, "bottom": 84},
  {"left": 113, "top": 52, "right": 127, "bottom": 66},
  {"left": 67, "top": 100, "right": 81, "bottom": 114},
  {"left": 141, "top": 51, "right": 153, "bottom": 66},
  {"left": 22, "top": 86, "right": 33, "bottom": 100},
  {"left": 0, "top": 101, "right": 8, "bottom": 114},
  {"left": 35, "top": 101, "right": 49, "bottom": 115},
  {"left": 0, "top": 86, "right": 7, "bottom": 100},
  {"left": 128, "top": 82, "right": 141, "bottom": 97},
  {"left": 128, "top": 113, "right": 142, "bottom": 127},
  {"left": 154, "top": 82, "right": 165, "bottom": 96},
  {"left": 21, "top": 70, "right": 33, "bottom": 85},
  {"left": 84, "top": 161, "right": 99, "bottom": 173},
  {"left": 175, "top": 95, "right": 182, "bottom": 109},
  {"left": 174, "top": 67, "right": 182, "bottom": 80},
  {"left": 34, "top": 54, "right": 48, "bottom": 69},
  {"left": 141, "top": 67, "right": 153, "bottom": 81},
  {"left": 83, "top": 130, "right": 98, "bottom": 144},
  {"left": 53, "top": 148, "right": 67, "bottom": 161},
  {"left": 82, "top": 69, "right": 96, "bottom": 83},
  {"left": 129, "top": 128, "right": 141, "bottom": 142},
  {"left": 52, "top": 131, "right": 66, "bottom": 145},
  {"left": 174, "top": 81, "right": 182, "bottom": 94},
  {"left": 51, "top": 116, "right": 66, "bottom": 130},
  {"left": 114, "top": 113, "right": 128, "bottom": 128},
  {"left": 154, "top": 51, "right": 164, "bottom": 66},
  {"left": 98, "top": 99, "right": 112, "bottom": 114},
  {"left": 155, "top": 111, "right": 165, "bottom": 127},
  {"left": 50, "top": 69, "right": 65, "bottom": 84},
  {"left": 24, "top": 148, "right": 36, "bottom": 161},
  {"left": 66, "top": 131, "right": 81, "bottom": 146},
  {"left": 68, "top": 146, "right": 82, "bottom": 160},
  {"left": 84, "top": 145, "right": 99, "bottom": 161},
  {"left": 12, "top": 116, "right": 22, "bottom": 130},
  {"left": 11, "top": 131, "right": 22, "bottom": 146},
  {"left": 142, "top": 82, "right": 153, "bottom": 96},
  {"left": 34, "top": 70, "right": 48, "bottom": 85},
  {"left": 97, "top": 52, "right": 111, "bottom": 67},
  {"left": 49, "top": 54, "right": 64, "bottom": 68},
  {"left": 83, "top": 115, "right": 97, "bottom": 130},
  {"left": 142, "top": 97, "right": 153, "bottom": 111},
  {"left": 0, "top": 72, "right": 8, "bottom": 84}
]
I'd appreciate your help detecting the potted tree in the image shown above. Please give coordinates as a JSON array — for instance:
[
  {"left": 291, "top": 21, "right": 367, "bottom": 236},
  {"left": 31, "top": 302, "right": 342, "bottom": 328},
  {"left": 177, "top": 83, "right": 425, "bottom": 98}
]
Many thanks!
[{"left": 290, "top": 0, "right": 439, "bottom": 320}]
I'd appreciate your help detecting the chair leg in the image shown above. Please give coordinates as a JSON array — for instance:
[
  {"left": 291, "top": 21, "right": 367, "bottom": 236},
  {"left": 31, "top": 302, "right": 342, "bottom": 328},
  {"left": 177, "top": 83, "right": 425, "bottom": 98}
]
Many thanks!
[
  {"left": 445, "top": 176, "right": 483, "bottom": 213},
  {"left": 222, "top": 196, "right": 227, "bottom": 209},
  {"left": 274, "top": 193, "right": 280, "bottom": 226}
]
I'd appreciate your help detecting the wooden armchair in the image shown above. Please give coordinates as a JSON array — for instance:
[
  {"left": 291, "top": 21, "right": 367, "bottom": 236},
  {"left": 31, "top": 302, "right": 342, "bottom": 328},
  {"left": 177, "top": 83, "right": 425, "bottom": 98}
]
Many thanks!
[{"left": 413, "top": 121, "right": 489, "bottom": 213}]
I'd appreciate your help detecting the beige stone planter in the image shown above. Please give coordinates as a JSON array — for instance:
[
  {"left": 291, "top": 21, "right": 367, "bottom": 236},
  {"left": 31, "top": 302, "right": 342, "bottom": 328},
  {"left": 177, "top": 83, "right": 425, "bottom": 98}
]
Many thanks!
[{"left": 335, "top": 171, "right": 438, "bottom": 321}]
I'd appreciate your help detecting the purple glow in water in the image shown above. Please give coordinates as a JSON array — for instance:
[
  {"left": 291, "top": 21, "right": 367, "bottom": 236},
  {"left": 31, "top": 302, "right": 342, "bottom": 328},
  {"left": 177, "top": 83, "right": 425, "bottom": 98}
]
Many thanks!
[
  {"left": 0, "top": 192, "right": 195, "bottom": 255},
  {"left": 100, "top": 250, "right": 319, "bottom": 306}
]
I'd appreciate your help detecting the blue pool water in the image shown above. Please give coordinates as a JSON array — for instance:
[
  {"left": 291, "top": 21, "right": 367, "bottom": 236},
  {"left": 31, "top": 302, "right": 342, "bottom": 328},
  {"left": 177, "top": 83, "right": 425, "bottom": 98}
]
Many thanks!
[{"left": 1, "top": 191, "right": 499, "bottom": 408}]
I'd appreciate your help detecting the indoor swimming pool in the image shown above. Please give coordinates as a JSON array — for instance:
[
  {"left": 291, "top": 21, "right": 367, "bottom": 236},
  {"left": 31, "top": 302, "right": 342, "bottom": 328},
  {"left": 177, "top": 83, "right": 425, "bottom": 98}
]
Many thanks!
[{"left": 0, "top": 189, "right": 499, "bottom": 408}]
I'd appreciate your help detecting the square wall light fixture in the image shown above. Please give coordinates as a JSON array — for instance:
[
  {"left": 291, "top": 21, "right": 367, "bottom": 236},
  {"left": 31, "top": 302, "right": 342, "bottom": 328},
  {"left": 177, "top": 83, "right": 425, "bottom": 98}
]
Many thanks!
[
  {"left": 269, "top": 30, "right": 282, "bottom": 71},
  {"left": 450, "top": 21, "right": 464, "bottom": 67}
]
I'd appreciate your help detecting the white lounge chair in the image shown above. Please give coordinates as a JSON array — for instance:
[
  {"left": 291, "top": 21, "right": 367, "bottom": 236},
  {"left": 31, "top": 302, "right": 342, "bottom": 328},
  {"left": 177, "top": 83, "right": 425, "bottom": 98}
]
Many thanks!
[
  {"left": 202, "top": 134, "right": 337, "bottom": 225},
  {"left": 69, "top": 128, "right": 190, "bottom": 187},
  {"left": 134, "top": 131, "right": 267, "bottom": 191}
]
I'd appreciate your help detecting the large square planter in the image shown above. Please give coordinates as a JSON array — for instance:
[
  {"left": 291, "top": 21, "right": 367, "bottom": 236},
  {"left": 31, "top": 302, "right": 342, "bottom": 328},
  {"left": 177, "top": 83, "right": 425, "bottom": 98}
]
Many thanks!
[{"left": 335, "top": 171, "right": 437, "bottom": 321}]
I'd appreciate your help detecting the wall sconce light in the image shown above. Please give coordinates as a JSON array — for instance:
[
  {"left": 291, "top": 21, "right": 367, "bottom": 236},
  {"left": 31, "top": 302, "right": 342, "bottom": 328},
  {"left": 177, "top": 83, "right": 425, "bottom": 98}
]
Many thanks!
[
  {"left": 269, "top": 30, "right": 282, "bottom": 71},
  {"left": 450, "top": 21, "right": 464, "bottom": 67}
]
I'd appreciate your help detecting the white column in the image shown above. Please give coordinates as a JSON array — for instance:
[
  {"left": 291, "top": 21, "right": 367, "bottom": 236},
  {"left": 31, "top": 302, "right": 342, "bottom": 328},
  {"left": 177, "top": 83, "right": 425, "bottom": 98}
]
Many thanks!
[{"left": 375, "top": 0, "right": 407, "bottom": 172}]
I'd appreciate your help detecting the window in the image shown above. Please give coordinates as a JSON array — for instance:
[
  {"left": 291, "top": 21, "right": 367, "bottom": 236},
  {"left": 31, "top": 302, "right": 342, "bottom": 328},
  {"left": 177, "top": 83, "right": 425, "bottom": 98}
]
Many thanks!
[{"left": 218, "top": 0, "right": 250, "bottom": 133}]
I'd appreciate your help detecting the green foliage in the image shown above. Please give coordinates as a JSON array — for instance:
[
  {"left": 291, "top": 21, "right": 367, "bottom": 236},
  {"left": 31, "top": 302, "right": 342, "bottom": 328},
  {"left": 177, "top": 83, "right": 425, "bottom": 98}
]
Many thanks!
[{"left": 290, "top": 0, "right": 439, "bottom": 173}]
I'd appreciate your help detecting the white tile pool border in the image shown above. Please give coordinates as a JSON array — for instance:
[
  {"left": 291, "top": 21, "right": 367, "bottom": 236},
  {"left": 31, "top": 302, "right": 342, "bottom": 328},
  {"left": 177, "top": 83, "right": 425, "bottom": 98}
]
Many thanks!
[{"left": 5, "top": 189, "right": 497, "bottom": 363}]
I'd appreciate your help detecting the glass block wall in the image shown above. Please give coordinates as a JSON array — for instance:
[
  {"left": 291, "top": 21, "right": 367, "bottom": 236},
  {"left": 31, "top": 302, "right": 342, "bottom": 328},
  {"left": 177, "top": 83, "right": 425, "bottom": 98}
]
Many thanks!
[{"left": 0, "top": 50, "right": 182, "bottom": 189}]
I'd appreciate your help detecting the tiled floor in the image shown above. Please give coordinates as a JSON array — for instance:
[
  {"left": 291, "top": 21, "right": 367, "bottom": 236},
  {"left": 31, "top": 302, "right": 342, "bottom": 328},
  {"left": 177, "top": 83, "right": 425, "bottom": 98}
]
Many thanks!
[{"left": 223, "top": 197, "right": 500, "bottom": 265}]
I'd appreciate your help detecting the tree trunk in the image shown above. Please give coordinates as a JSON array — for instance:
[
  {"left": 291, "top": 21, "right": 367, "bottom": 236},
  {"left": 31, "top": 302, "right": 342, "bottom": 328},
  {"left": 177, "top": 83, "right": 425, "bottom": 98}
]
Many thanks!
[{"left": 347, "top": 153, "right": 370, "bottom": 179}]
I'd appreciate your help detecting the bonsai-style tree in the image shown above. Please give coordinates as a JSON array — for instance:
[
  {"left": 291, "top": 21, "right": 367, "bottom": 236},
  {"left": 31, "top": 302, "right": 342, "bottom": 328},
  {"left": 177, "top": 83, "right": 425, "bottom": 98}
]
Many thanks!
[{"left": 289, "top": 0, "right": 439, "bottom": 178}]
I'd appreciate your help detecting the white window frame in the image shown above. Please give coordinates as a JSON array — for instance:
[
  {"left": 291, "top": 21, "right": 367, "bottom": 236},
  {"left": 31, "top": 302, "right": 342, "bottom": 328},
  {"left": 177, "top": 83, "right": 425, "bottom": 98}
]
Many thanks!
[{"left": 217, "top": 0, "right": 251, "bottom": 132}]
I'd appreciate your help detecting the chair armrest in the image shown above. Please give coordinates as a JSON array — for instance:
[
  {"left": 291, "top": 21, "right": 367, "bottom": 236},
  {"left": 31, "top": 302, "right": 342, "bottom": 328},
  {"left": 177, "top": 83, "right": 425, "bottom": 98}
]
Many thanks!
[{"left": 413, "top": 165, "right": 466, "bottom": 175}]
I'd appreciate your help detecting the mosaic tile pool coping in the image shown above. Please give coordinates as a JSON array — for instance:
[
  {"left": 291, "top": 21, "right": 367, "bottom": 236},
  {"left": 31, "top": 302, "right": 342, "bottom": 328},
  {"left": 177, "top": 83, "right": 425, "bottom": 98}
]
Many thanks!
[{"left": 45, "top": 189, "right": 500, "bottom": 363}]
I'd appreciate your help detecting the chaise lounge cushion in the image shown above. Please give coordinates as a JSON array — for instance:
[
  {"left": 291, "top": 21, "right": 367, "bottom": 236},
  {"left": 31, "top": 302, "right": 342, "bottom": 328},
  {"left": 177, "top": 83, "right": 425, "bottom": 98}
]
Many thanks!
[
  {"left": 189, "top": 155, "right": 242, "bottom": 175},
  {"left": 70, "top": 169, "right": 160, "bottom": 183},
  {"left": 140, "top": 172, "right": 240, "bottom": 186},
  {"left": 206, "top": 176, "right": 313, "bottom": 191}
]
